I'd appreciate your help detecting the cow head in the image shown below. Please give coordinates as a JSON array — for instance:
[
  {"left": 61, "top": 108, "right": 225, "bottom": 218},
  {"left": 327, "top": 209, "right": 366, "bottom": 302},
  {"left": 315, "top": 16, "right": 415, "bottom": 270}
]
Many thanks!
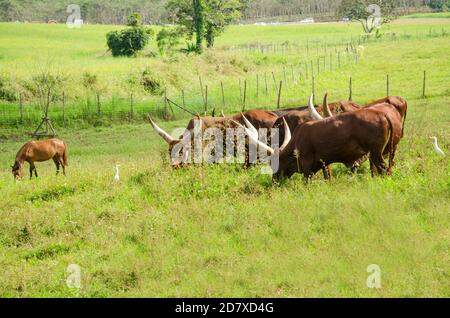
[
  {"left": 237, "top": 108, "right": 295, "bottom": 179},
  {"left": 147, "top": 115, "right": 198, "bottom": 167}
]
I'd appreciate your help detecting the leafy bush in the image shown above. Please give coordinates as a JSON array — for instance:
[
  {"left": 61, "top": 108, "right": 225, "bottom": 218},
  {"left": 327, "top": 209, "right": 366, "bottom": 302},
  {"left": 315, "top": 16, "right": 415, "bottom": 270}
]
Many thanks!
[
  {"left": 106, "top": 13, "right": 153, "bottom": 57},
  {"left": 140, "top": 68, "right": 164, "bottom": 96},
  {"left": 0, "top": 75, "right": 16, "bottom": 102},
  {"left": 156, "top": 27, "right": 182, "bottom": 56},
  {"left": 428, "top": 0, "right": 449, "bottom": 11}
]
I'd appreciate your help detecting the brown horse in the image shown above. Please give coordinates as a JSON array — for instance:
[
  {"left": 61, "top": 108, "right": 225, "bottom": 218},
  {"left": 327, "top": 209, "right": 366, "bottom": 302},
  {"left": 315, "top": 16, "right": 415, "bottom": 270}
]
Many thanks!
[{"left": 11, "top": 139, "right": 68, "bottom": 179}]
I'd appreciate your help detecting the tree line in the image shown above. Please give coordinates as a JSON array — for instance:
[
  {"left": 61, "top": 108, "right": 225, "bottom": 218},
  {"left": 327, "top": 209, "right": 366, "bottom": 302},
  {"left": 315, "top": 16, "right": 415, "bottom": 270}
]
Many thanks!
[{"left": 0, "top": 0, "right": 444, "bottom": 24}]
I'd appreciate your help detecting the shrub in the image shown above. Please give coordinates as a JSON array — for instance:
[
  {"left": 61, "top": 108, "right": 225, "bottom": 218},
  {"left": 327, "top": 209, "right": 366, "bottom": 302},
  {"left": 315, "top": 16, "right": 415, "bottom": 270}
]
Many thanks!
[
  {"left": 0, "top": 75, "right": 16, "bottom": 102},
  {"left": 140, "top": 68, "right": 164, "bottom": 96},
  {"left": 156, "top": 27, "right": 182, "bottom": 56},
  {"left": 106, "top": 13, "right": 153, "bottom": 57}
]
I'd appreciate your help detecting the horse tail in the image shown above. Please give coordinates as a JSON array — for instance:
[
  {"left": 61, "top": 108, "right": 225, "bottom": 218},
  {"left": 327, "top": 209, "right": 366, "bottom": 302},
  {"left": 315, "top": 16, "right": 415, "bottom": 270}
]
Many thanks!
[
  {"left": 62, "top": 142, "right": 69, "bottom": 166},
  {"left": 401, "top": 100, "right": 407, "bottom": 138},
  {"left": 385, "top": 114, "right": 395, "bottom": 173}
]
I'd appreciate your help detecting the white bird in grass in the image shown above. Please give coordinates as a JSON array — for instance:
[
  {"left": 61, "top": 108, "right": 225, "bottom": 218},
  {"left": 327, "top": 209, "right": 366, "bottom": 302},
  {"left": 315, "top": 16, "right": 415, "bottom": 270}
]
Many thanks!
[
  {"left": 114, "top": 162, "right": 120, "bottom": 182},
  {"left": 430, "top": 137, "right": 445, "bottom": 157}
]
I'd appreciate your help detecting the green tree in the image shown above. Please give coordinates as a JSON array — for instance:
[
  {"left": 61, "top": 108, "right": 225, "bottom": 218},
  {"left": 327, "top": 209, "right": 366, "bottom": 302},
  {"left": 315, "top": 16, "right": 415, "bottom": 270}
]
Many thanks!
[
  {"left": 337, "top": 0, "right": 397, "bottom": 34},
  {"left": 167, "top": 0, "right": 244, "bottom": 53},
  {"left": 204, "top": 0, "right": 243, "bottom": 48},
  {"left": 106, "top": 13, "right": 153, "bottom": 57},
  {"left": 156, "top": 27, "right": 182, "bottom": 55},
  {"left": 167, "top": 0, "right": 205, "bottom": 53},
  {"left": 428, "top": 0, "right": 448, "bottom": 11}
]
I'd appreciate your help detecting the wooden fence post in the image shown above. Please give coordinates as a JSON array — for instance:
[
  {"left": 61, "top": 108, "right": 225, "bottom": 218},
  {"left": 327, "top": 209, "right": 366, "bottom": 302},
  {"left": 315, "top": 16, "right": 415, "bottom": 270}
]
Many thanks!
[
  {"left": 242, "top": 80, "right": 247, "bottom": 111},
  {"left": 386, "top": 74, "right": 390, "bottom": 96},
  {"left": 264, "top": 73, "right": 268, "bottom": 95},
  {"left": 239, "top": 79, "right": 242, "bottom": 104},
  {"left": 256, "top": 74, "right": 259, "bottom": 98},
  {"left": 97, "top": 94, "right": 101, "bottom": 116},
  {"left": 164, "top": 87, "right": 168, "bottom": 118},
  {"left": 205, "top": 85, "right": 208, "bottom": 114},
  {"left": 422, "top": 70, "right": 426, "bottom": 97},
  {"left": 277, "top": 81, "right": 283, "bottom": 109},
  {"left": 271, "top": 72, "right": 276, "bottom": 89},
  {"left": 220, "top": 82, "right": 225, "bottom": 108},
  {"left": 62, "top": 91, "right": 66, "bottom": 126},
  {"left": 130, "top": 92, "right": 134, "bottom": 120},
  {"left": 349, "top": 77, "right": 353, "bottom": 101},
  {"left": 199, "top": 76, "right": 205, "bottom": 107},
  {"left": 19, "top": 93, "right": 23, "bottom": 124}
]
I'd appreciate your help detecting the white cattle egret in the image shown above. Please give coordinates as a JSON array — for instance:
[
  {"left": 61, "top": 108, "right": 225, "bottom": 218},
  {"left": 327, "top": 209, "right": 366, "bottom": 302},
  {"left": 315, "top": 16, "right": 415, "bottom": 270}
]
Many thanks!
[
  {"left": 430, "top": 137, "right": 445, "bottom": 157},
  {"left": 114, "top": 163, "right": 120, "bottom": 182}
]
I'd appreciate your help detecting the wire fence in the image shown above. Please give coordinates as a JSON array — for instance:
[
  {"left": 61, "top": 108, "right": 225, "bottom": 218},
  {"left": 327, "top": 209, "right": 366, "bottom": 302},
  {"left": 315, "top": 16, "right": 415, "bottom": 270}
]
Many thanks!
[{"left": 0, "top": 28, "right": 446, "bottom": 131}]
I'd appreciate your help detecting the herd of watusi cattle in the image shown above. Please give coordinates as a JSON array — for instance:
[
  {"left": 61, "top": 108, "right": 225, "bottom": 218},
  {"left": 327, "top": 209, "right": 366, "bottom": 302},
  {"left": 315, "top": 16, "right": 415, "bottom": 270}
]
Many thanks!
[{"left": 148, "top": 94, "right": 408, "bottom": 180}]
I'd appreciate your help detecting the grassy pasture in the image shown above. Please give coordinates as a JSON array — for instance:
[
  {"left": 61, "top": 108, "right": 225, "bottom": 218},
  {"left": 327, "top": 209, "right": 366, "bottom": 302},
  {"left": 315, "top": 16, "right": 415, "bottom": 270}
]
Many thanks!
[
  {"left": 0, "top": 18, "right": 449, "bottom": 297},
  {"left": 0, "top": 18, "right": 449, "bottom": 126}
]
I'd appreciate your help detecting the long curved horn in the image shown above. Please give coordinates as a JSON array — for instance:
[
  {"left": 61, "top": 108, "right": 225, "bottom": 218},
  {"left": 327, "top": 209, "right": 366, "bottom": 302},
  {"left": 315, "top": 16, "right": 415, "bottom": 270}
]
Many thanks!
[
  {"left": 280, "top": 117, "right": 291, "bottom": 151},
  {"left": 233, "top": 120, "right": 275, "bottom": 155},
  {"left": 308, "top": 95, "right": 323, "bottom": 120},
  {"left": 147, "top": 114, "right": 176, "bottom": 144},
  {"left": 242, "top": 114, "right": 258, "bottom": 139},
  {"left": 221, "top": 110, "right": 225, "bottom": 117},
  {"left": 322, "top": 93, "right": 333, "bottom": 118}
]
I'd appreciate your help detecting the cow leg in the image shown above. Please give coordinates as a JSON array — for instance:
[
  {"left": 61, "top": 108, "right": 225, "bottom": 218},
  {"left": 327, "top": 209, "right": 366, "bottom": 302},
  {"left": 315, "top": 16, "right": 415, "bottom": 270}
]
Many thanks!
[
  {"left": 370, "top": 151, "right": 387, "bottom": 176},
  {"left": 53, "top": 157, "right": 61, "bottom": 175},
  {"left": 301, "top": 158, "right": 315, "bottom": 182},
  {"left": 322, "top": 165, "right": 332, "bottom": 180},
  {"left": 386, "top": 145, "right": 397, "bottom": 176}
]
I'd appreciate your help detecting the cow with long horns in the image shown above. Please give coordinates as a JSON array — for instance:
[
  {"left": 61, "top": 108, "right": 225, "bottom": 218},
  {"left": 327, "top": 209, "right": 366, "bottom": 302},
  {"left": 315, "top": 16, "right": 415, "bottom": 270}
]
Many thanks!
[
  {"left": 240, "top": 95, "right": 396, "bottom": 180},
  {"left": 148, "top": 109, "right": 278, "bottom": 166}
]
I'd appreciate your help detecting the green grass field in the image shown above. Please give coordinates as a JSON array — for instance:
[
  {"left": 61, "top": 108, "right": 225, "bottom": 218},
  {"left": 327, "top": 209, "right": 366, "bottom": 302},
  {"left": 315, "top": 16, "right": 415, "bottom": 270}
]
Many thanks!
[{"left": 0, "top": 18, "right": 449, "bottom": 297}]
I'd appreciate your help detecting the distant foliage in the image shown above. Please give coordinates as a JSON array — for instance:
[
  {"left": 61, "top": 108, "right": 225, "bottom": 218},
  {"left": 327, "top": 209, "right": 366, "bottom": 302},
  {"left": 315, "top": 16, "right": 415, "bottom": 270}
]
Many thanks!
[
  {"left": 156, "top": 27, "right": 182, "bottom": 56},
  {"left": 0, "top": 74, "right": 16, "bottom": 102},
  {"left": 428, "top": 0, "right": 449, "bottom": 11},
  {"left": 167, "top": 0, "right": 244, "bottom": 53},
  {"left": 337, "top": 0, "right": 397, "bottom": 33},
  {"left": 106, "top": 13, "right": 153, "bottom": 57},
  {"left": 140, "top": 68, "right": 164, "bottom": 96}
]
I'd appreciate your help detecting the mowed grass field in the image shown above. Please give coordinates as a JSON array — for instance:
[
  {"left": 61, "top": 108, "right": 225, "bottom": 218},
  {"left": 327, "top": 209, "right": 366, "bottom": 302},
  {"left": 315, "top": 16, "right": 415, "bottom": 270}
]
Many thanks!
[{"left": 0, "top": 17, "right": 449, "bottom": 297}]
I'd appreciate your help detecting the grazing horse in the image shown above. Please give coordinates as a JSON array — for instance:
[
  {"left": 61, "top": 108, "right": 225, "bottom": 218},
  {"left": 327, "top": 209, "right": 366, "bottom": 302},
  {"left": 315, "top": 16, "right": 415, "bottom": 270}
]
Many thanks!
[{"left": 11, "top": 139, "right": 68, "bottom": 179}]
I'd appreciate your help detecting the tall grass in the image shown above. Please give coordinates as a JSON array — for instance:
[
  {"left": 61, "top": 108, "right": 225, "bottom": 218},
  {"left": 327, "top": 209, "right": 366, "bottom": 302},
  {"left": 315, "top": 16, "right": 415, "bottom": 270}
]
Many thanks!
[{"left": 0, "top": 19, "right": 449, "bottom": 298}]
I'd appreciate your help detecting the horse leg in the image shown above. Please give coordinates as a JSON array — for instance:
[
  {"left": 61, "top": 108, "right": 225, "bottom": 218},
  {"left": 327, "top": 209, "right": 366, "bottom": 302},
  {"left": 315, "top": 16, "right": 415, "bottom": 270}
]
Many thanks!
[
  {"left": 29, "top": 163, "right": 33, "bottom": 179},
  {"left": 61, "top": 159, "right": 66, "bottom": 176},
  {"left": 29, "top": 162, "right": 37, "bottom": 179},
  {"left": 53, "top": 157, "right": 60, "bottom": 176}
]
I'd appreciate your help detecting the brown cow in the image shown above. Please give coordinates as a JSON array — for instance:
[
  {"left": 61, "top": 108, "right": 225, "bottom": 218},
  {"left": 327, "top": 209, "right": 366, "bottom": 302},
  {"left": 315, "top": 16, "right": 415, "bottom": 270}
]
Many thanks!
[
  {"left": 272, "top": 95, "right": 361, "bottom": 145},
  {"left": 148, "top": 109, "right": 278, "bottom": 166},
  {"left": 241, "top": 98, "right": 395, "bottom": 180}
]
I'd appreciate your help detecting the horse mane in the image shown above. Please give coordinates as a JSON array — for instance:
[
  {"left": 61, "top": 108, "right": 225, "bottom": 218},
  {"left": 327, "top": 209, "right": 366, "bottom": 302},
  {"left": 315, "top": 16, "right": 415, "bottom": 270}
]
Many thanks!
[{"left": 15, "top": 142, "right": 30, "bottom": 162}]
